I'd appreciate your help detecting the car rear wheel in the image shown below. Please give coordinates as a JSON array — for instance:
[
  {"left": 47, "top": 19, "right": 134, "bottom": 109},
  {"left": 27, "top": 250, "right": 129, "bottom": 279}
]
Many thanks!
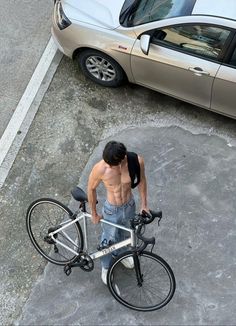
[{"left": 77, "top": 50, "right": 125, "bottom": 87}]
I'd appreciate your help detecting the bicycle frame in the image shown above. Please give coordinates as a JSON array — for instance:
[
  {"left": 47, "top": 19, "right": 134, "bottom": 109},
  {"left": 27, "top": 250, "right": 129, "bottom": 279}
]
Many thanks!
[{"left": 48, "top": 210, "right": 136, "bottom": 261}]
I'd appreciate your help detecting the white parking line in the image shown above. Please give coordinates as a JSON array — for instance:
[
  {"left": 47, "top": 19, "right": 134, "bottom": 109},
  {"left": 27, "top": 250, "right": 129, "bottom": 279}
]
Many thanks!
[{"left": 0, "top": 36, "right": 60, "bottom": 188}]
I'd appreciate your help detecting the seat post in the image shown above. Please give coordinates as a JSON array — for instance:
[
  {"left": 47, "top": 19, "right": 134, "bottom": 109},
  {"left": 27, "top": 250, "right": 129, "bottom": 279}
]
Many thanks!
[
  {"left": 81, "top": 202, "right": 86, "bottom": 212},
  {"left": 83, "top": 213, "right": 88, "bottom": 251}
]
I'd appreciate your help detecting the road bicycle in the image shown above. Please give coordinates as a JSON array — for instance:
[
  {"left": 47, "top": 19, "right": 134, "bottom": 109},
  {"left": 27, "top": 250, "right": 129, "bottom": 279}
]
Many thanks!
[{"left": 26, "top": 186, "right": 176, "bottom": 312}]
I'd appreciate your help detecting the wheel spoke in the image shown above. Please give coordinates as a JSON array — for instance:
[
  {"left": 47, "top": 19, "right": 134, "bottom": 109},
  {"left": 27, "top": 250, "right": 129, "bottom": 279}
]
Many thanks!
[
  {"left": 103, "top": 70, "right": 115, "bottom": 78},
  {"left": 100, "top": 58, "right": 106, "bottom": 65},
  {"left": 87, "top": 66, "right": 98, "bottom": 72},
  {"left": 88, "top": 57, "right": 98, "bottom": 65}
]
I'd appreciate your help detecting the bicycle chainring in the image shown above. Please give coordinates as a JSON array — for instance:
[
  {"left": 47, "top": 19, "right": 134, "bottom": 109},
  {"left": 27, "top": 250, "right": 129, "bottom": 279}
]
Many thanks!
[{"left": 78, "top": 253, "right": 94, "bottom": 272}]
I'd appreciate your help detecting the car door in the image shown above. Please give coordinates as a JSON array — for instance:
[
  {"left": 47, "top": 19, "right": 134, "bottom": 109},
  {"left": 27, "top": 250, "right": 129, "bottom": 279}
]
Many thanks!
[
  {"left": 131, "top": 23, "right": 231, "bottom": 109},
  {"left": 211, "top": 38, "right": 236, "bottom": 118}
]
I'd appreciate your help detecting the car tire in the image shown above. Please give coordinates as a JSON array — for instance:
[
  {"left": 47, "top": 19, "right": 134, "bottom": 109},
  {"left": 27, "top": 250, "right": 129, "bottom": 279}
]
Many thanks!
[{"left": 77, "top": 50, "right": 125, "bottom": 87}]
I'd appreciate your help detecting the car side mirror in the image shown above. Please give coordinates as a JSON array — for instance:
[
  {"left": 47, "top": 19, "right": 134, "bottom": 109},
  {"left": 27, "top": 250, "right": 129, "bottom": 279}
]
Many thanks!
[{"left": 140, "top": 34, "right": 151, "bottom": 55}]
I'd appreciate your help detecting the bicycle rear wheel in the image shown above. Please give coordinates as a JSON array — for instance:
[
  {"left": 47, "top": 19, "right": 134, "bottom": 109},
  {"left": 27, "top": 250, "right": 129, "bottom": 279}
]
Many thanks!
[
  {"left": 107, "top": 251, "right": 175, "bottom": 311},
  {"left": 26, "top": 198, "right": 84, "bottom": 265}
]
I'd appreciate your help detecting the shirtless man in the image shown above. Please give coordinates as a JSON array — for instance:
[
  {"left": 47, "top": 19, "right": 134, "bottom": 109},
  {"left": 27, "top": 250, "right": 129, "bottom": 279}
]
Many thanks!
[{"left": 87, "top": 141, "right": 149, "bottom": 284}]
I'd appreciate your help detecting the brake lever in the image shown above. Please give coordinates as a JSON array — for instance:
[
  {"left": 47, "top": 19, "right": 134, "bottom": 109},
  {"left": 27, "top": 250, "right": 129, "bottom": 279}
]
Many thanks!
[{"left": 141, "top": 210, "right": 152, "bottom": 218}]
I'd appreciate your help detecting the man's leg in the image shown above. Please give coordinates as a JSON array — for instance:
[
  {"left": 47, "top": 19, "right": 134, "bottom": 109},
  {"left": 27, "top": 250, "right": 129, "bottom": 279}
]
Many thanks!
[
  {"left": 113, "top": 197, "right": 136, "bottom": 269},
  {"left": 100, "top": 201, "right": 119, "bottom": 269},
  {"left": 120, "top": 196, "right": 136, "bottom": 241},
  {"left": 116, "top": 197, "right": 136, "bottom": 254}
]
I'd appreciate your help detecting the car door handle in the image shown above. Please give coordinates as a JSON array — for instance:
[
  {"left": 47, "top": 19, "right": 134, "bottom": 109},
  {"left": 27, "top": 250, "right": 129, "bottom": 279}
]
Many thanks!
[{"left": 188, "top": 67, "right": 210, "bottom": 76}]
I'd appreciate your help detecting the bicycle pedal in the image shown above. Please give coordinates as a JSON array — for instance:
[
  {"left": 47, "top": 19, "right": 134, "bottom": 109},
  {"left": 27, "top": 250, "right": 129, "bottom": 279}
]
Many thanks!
[{"left": 64, "top": 265, "right": 72, "bottom": 276}]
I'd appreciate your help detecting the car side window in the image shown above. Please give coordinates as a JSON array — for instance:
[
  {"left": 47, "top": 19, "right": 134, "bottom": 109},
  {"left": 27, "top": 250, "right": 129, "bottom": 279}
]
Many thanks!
[
  {"left": 229, "top": 46, "right": 236, "bottom": 67},
  {"left": 152, "top": 24, "right": 231, "bottom": 60}
]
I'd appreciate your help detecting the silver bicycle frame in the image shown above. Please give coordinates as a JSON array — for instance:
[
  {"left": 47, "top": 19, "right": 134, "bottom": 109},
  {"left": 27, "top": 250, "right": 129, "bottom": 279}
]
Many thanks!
[{"left": 48, "top": 210, "right": 136, "bottom": 260}]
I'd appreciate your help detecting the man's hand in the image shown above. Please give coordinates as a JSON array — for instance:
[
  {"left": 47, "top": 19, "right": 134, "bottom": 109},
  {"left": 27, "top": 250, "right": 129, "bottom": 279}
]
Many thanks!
[{"left": 92, "top": 213, "right": 102, "bottom": 224}]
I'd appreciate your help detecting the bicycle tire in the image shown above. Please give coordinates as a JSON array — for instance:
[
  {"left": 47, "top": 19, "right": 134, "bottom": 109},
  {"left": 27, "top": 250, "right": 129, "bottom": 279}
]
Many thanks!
[
  {"left": 26, "top": 198, "right": 84, "bottom": 265},
  {"left": 107, "top": 251, "right": 175, "bottom": 311}
]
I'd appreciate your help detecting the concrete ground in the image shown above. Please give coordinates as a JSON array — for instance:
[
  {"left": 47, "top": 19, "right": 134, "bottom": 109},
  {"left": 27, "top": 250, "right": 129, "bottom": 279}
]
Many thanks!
[
  {"left": 16, "top": 128, "right": 236, "bottom": 325},
  {"left": 0, "top": 56, "right": 236, "bottom": 325},
  {"left": 0, "top": 0, "right": 52, "bottom": 137}
]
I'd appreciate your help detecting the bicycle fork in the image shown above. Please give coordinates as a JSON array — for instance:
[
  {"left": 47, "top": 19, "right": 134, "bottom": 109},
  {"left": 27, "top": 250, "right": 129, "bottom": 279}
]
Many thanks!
[{"left": 133, "top": 253, "right": 143, "bottom": 286}]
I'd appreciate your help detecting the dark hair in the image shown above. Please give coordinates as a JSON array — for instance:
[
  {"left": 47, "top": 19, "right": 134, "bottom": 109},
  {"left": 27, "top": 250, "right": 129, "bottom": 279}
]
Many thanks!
[{"left": 103, "top": 141, "right": 127, "bottom": 166}]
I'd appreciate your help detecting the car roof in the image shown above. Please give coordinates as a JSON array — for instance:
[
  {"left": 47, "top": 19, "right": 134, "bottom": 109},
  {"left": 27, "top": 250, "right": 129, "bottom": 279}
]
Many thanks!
[{"left": 192, "top": 0, "right": 236, "bottom": 21}]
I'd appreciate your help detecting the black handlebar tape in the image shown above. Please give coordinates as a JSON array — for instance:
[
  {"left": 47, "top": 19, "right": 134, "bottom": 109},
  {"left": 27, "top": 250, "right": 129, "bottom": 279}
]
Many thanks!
[
  {"left": 141, "top": 210, "right": 155, "bottom": 224},
  {"left": 137, "top": 233, "right": 155, "bottom": 245},
  {"left": 136, "top": 225, "right": 155, "bottom": 244}
]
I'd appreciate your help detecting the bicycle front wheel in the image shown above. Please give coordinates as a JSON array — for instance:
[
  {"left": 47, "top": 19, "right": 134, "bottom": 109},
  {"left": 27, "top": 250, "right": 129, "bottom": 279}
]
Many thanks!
[
  {"left": 107, "top": 251, "right": 175, "bottom": 311},
  {"left": 26, "top": 198, "right": 84, "bottom": 265}
]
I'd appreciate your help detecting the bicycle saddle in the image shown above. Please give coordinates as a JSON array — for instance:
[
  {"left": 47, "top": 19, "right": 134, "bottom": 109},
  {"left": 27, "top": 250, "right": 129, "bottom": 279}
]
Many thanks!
[{"left": 71, "top": 186, "right": 88, "bottom": 202}]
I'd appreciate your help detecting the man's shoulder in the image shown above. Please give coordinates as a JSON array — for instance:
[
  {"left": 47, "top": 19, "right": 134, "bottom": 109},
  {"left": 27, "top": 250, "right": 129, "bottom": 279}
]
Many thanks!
[
  {"left": 92, "top": 160, "right": 107, "bottom": 175},
  {"left": 138, "top": 155, "right": 144, "bottom": 165}
]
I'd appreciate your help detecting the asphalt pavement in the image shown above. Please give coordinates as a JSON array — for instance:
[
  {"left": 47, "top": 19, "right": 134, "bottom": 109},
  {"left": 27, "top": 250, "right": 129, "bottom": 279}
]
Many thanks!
[
  {"left": 15, "top": 125, "right": 236, "bottom": 325},
  {"left": 0, "top": 54, "right": 234, "bottom": 324},
  {"left": 1, "top": 4, "right": 236, "bottom": 322},
  {"left": 0, "top": 0, "right": 52, "bottom": 137}
]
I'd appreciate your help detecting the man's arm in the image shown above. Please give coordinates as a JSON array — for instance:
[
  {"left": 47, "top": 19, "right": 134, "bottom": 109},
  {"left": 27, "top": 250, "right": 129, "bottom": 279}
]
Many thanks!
[
  {"left": 138, "top": 156, "right": 149, "bottom": 213},
  {"left": 87, "top": 163, "right": 102, "bottom": 224}
]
